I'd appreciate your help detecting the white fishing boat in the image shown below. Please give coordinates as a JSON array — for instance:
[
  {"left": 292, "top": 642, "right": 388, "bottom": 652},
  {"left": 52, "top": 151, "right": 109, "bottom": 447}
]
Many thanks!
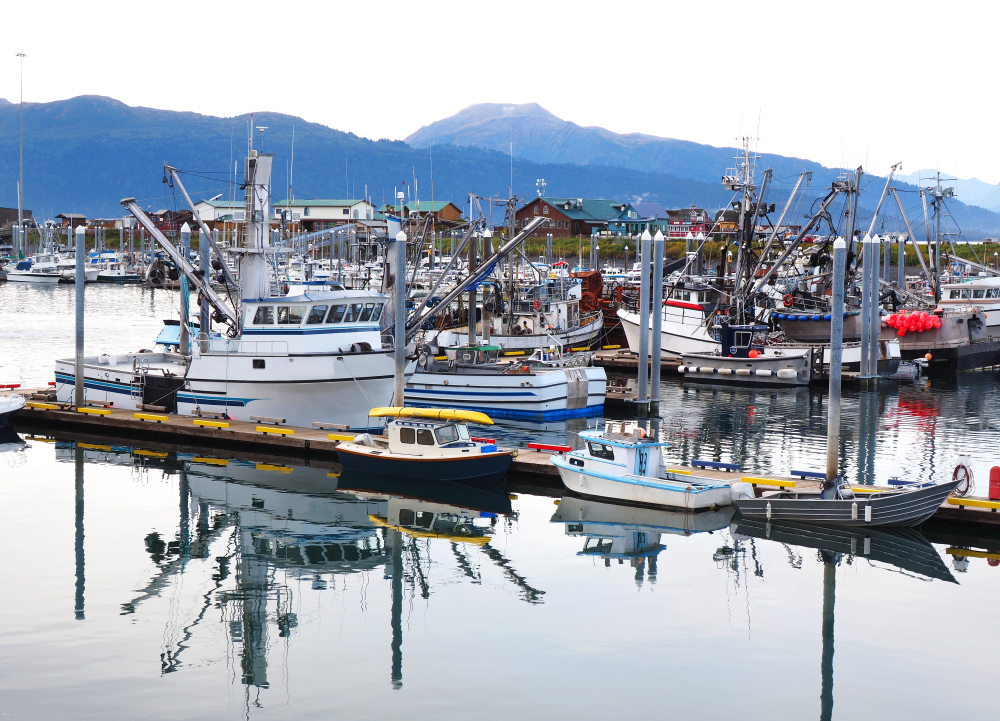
[
  {"left": 0, "top": 394, "right": 25, "bottom": 427},
  {"left": 551, "top": 421, "right": 737, "bottom": 510},
  {"left": 404, "top": 344, "right": 606, "bottom": 420},
  {"left": 5, "top": 253, "right": 68, "bottom": 284},
  {"left": 54, "top": 141, "right": 403, "bottom": 432}
]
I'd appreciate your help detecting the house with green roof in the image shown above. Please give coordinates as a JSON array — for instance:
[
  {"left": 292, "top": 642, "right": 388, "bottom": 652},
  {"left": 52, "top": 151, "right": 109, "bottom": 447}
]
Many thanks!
[
  {"left": 514, "top": 197, "right": 625, "bottom": 237},
  {"left": 378, "top": 200, "right": 464, "bottom": 223}
]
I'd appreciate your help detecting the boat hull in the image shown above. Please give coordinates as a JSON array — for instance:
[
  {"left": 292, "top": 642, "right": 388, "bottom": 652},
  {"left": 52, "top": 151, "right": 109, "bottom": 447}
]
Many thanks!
[
  {"left": 552, "top": 457, "right": 733, "bottom": 511},
  {"left": 733, "top": 480, "right": 960, "bottom": 527},
  {"left": 337, "top": 445, "right": 514, "bottom": 484},
  {"left": 617, "top": 308, "right": 717, "bottom": 357},
  {"left": 5, "top": 271, "right": 66, "bottom": 284},
  {"left": 679, "top": 350, "right": 813, "bottom": 386}
]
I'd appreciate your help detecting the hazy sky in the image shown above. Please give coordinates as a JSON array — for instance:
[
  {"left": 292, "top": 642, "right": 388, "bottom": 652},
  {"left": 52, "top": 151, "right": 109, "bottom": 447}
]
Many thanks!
[{"left": 4, "top": 0, "right": 995, "bottom": 183}]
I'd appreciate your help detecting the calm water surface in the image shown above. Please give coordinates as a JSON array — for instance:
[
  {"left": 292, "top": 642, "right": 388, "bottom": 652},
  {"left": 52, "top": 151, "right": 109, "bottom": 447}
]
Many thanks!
[{"left": 2, "top": 284, "right": 1000, "bottom": 720}]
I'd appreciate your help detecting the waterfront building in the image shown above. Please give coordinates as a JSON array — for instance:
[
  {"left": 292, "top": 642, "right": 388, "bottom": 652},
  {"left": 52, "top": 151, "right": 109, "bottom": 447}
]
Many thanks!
[
  {"left": 608, "top": 202, "right": 671, "bottom": 236},
  {"left": 514, "top": 197, "right": 625, "bottom": 237}
]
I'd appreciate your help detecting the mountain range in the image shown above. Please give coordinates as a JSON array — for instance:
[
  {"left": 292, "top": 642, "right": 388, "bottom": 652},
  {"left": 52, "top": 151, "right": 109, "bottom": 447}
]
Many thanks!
[{"left": 1, "top": 96, "right": 998, "bottom": 239}]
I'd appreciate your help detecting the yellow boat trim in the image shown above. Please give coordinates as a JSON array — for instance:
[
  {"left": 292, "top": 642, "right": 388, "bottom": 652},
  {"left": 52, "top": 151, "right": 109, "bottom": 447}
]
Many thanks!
[
  {"left": 668, "top": 468, "right": 691, "bottom": 476},
  {"left": 368, "top": 406, "right": 494, "bottom": 425},
  {"left": 193, "top": 457, "right": 229, "bottom": 466},
  {"left": 256, "top": 463, "right": 292, "bottom": 473},
  {"left": 368, "top": 514, "right": 491, "bottom": 545},
  {"left": 850, "top": 486, "right": 892, "bottom": 494},
  {"left": 946, "top": 547, "right": 1000, "bottom": 560},
  {"left": 134, "top": 449, "right": 168, "bottom": 458}
]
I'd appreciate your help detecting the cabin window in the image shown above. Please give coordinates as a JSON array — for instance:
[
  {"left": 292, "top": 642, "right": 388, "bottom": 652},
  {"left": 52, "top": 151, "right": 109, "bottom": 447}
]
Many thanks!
[
  {"left": 989, "top": 289, "right": 1000, "bottom": 299},
  {"left": 253, "top": 359, "right": 265, "bottom": 369},
  {"left": 398, "top": 508, "right": 416, "bottom": 525},
  {"left": 342, "top": 303, "right": 364, "bottom": 323},
  {"left": 371, "top": 303, "right": 384, "bottom": 322},
  {"left": 252, "top": 306, "right": 274, "bottom": 325},
  {"left": 586, "top": 442, "right": 615, "bottom": 460},
  {"left": 949, "top": 290, "right": 960, "bottom": 299},
  {"left": 327, "top": 305, "right": 347, "bottom": 323},
  {"left": 962, "top": 289, "right": 972, "bottom": 299},
  {"left": 734, "top": 331, "right": 752, "bottom": 347},
  {"left": 974, "top": 289, "right": 985, "bottom": 298},
  {"left": 306, "top": 305, "right": 328, "bottom": 324},
  {"left": 399, "top": 427, "right": 415, "bottom": 444},
  {"left": 417, "top": 429, "right": 435, "bottom": 446},
  {"left": 358, "top": 303, "right": 376, "bottom": 322},
  {"left": 277, "top": 306, "right": 305, "bottom": 324},
  {"left": 435, "top": 425, "right": 460, "bottom": 444}
]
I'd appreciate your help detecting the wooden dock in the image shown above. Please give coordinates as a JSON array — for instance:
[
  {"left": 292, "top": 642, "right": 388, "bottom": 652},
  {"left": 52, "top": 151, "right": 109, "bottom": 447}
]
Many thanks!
[{"left": 13, "top": 404, "right": 1000, "bottom": 529}]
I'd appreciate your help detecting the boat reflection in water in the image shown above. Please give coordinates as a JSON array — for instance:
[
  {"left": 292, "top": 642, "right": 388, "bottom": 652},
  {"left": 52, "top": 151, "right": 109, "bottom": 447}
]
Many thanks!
[
  {"left": 732, "top": 518, "right": 955, "bottom": 721},
  {"left": 550, "top": 495, "right": 735, "bottom": 585},
  {"left": 92, "top": 450, "right": 534, "bottom": 699}
]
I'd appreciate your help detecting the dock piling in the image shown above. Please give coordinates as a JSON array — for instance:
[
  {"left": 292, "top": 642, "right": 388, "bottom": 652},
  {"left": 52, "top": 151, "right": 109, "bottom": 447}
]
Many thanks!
[
  {"left": 859, "top": 235, "right": 872, "bottom": 382},
  {"left": 393, "top": 230, "right": 407, "bottom": 406},
  {"left": 650, "top": 230, "right": 664, "bottom": 414},
  {"left": 74, "top": 225, "right": 85, "bottom": 408},
  {"left": 825, "top": 238, "right": 846, "bottom": 483},
  {"left": 198, "top": 229, "right": 210, "bottom": 353},
  {"left": 179, "top": 223, "right": 191, "bottom": 355},
  {"left": 637, "top": 230, "right": 651, "bottom": 412},
  {"left": 868, "top": 234, "right": 881, "bottom": 382}
]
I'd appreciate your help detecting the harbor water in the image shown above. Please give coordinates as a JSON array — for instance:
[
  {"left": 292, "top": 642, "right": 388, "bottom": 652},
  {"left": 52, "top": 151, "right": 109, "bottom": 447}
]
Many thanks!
[{"left": 3, "top": 283, "right": 1000, "bottom": 719}]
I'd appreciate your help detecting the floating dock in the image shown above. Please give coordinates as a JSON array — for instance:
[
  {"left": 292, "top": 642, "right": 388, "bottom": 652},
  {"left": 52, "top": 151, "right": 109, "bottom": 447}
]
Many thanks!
[{"left": 13, "top": 402, "right": 1000, "bottom": 529}]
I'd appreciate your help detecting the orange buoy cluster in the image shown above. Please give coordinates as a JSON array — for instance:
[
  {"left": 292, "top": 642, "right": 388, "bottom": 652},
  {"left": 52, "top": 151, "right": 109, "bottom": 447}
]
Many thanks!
[{"left": 886, "top": 311, "right": 941, "bottom": 337}]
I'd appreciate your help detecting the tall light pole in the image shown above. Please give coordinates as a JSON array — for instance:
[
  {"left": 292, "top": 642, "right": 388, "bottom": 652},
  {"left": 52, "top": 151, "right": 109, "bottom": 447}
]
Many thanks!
[{"left": 16, "top": 52, "right": 26, "bottom": 230}]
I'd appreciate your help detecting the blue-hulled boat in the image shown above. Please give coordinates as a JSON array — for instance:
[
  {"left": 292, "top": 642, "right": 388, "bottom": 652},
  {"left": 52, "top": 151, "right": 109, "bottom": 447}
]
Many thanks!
[{"left": 335, "top": 408, "right": 515, "bottom": 484}]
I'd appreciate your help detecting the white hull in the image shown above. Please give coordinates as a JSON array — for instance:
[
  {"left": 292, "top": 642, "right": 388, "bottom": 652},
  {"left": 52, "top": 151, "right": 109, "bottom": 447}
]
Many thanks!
[
  {"left": 618, "top": 308, "right": 717, "bottom": 358},
  {"left": 405, "top": 365, "right": 606, "bottom": 419},
  {"left": 55, "top": 350, "right": 401, "bottom": 432},
  {"left": 553, "top": 460, "right": 733, "bottom": 510},
  {"left": 5, "top": 271, "right": 64, "bottom": 284}
]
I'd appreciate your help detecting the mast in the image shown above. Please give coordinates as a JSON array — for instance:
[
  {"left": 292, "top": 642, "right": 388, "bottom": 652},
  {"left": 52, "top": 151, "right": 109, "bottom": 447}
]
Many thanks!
[{"left": 16, "top": 52, "right": 26, "bottom": 232}]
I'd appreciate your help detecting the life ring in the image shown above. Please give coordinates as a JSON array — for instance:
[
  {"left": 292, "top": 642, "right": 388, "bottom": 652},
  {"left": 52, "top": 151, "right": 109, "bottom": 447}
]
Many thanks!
[
  {"left": 782, "top": 294, "right": 794, "bottom": 306},
  {"left": 532, "top": 299, "right": 541, "bottom": 311},
  {"left": 952, "top": 462, "right": 974, "bottom": 497}
]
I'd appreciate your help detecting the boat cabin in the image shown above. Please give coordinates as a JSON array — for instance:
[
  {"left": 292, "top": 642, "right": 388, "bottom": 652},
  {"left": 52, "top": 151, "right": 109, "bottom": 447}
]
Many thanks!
[
  {"left": 941, "top": 276, "right": 1000, "bottom": 303},
  {"left": 238, "top": 290, "right": 386, "bottom": 354},
  {"left": 566, "top": 421, "right": 667, "bottom": 479},
  {"left": 387, "top": 418, "right": 487, "bottom": 458},
  {"left": 716, "top": 323, "right": 768, "bottom": 358}
]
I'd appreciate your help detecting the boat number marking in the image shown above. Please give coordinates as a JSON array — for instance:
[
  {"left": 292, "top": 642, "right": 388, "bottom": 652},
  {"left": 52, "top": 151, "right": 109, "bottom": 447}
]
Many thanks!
[{"left": 636, "top": 448, "right": 649, "bottom": 475}]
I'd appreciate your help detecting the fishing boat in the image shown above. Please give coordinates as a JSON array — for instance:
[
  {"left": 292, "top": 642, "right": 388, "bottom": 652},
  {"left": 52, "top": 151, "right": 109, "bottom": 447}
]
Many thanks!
[
  {"left": 54, "top": 141, "right": 401, "bottom": 431},
  {"left": 617, "top": 281, "right": 721, "bottom": 357},
  {"left": 551, "top": 420, "right": 736, "bottom": 510},
  {"left": 335, "top": 407, "right": 515, "bottom": 483},
  {"left": 404, "top": 344, "right": 606, "bottom": 420},
  {"left": 732, "top": 478, "right": 960, "bottom": 527},
  {"left": 679, "top": 322, "right": 814, "bottom": 386},
  {"left": 4, "top": 253, "right": 68, "bottom": 284}
]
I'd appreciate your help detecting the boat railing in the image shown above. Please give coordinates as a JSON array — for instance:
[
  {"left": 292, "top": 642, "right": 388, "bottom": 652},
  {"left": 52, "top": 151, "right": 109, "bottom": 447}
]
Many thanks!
[{"left": 206, "top": 339, "right": 289, "bottom": 355}]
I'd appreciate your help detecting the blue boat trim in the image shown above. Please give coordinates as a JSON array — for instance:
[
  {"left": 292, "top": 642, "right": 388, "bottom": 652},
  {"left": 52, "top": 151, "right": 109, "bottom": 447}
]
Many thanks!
[
  {"left": 553, "top": 455, "right": 729, "bottom": 493},
  {"left": 406, "top": 401, "right": 604, "bottom": 421}
]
